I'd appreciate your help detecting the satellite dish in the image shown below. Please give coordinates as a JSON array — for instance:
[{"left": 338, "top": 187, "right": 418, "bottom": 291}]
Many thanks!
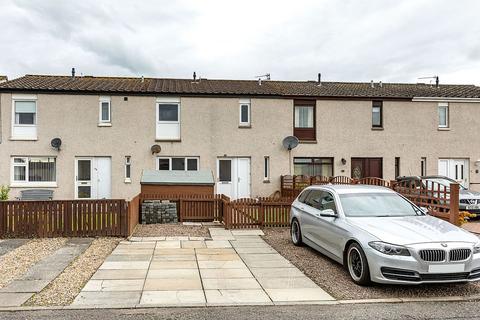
[
  {"left": 151, "top": 144, "right": 161, "bottom": 154},
  {"left": 282, "top": 136, "right": 299, "bottom": 150},
  {"left": 51, "top": 138, "right": 62, "bottom": 151}
]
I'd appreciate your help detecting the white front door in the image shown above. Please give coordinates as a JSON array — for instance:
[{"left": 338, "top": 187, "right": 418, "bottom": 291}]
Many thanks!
[
  {"left": 438, "top": 158, "right": 469, "bottom": 187},
  {"left": 75, "top": 157, "right": 111, "bottom": 199},
  {"left": 216, "top": 157, "right": 251, "bottom": 199}
]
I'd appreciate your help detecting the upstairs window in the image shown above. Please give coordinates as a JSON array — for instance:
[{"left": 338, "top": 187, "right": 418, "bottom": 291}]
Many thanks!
[
  {"left": 438, "top": 103, "right": 449, "bottom": 128},
  {"left": 12, "top": 97, "right": 37, "bottom": 140},
  {"left": 156, "top": 98, "right": 180, "bottom": 140},
  {"left": 372, "top": 101, "right": 383, "bottom": 128},
  {"left": 239, "top": 99, "right": 251, "bottom": 127},
  {"left": 264, "top": 156, "right": 270, "bottom": 181},
  {"left": 99, "top": 97, "right": 111, "bottom": 125},
  {"left": 125, "top": 156, "right": 131, "bottom": 182},
  {"left": 11, "top": 157, "right": 56, "bottom": 186},
  {"left": 294, "top": 100, "right": 316, "bottom": 141}
]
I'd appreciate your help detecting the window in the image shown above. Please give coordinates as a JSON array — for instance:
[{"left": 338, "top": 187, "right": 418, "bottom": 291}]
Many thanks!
[
  {"left": 372, "top": 101, "right": 383, "bottom": 128},
  {"left": 438, "top": 103, "right": 449, "bottom": 128},
  {"left": 12, "top": 96, "right": 37, "bottom": 140},
  {"left": 294, "top": 157, "right": 333, "bottom": 176},
  {"left": 157, "top": 157, "right": 199, "bottom": 171},
  {"left": 218, "top": 159, "right": 232, "bottom": 182},
  {"left": 294, "top": 100, "right": 316, "bottom": 141},
  {"left": 395, "top": 157, "right": 400, "bottom": 178},
  {"left": 421, "top": 157, "right": 427, "bottom": 176},
  {"left": 239, "top": 99, "right": 251, "bottom": 127},
  {"left": 156, "top": 98, "right": 180, "bottom": 140},
  {"left": 264, "top": 156, "right": 270, "bottom": 181},
  {"left": 125, "top": 156, "right": 131, "bottom": 182},
  {"left": 11, "top": 157, "right": 56, "bottom": 186},
  {"left": 99, "top": 97, "right": 111, "bottom": 124}
]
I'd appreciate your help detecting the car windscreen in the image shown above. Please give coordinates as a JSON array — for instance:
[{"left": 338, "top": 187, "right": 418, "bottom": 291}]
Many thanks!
[{"left": 339, "top": 193, "right": 422, "bottom": 217}]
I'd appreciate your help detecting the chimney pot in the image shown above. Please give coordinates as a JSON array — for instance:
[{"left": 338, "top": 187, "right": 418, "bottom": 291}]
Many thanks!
[
  {"left": 370, "top": 80, "right": 374, "bottom": 88},
  {"left": 193, "top": 71, "right": 196, "bottom": 81},
  {"left": 71, "top": 67, "right": 75, "bottom": 79},
  {"left": 317, "top": 73, "right": 322, "bottom": 86}
]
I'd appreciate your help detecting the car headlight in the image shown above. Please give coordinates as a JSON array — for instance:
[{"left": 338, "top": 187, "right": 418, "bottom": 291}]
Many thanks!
[
  {"left": 368, "top": 241, "right": 411, "bottom": 256},
  {"left": 474, "top": 243, "right": 480, "bottom": 254}
]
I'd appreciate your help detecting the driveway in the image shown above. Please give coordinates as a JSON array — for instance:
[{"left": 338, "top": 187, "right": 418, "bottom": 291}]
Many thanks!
[{"left": 73, "top": 228, "right": 333, "bottom": 307}]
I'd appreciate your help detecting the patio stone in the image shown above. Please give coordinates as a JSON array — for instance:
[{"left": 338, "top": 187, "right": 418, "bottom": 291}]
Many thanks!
[
  {"left": 0, "top": 280, "right": 50, "bottom": 293},
  {"left": 240, "top": 253, "right": 289, "bottom": 262},
  {"left": 111, "top": 249, "right": 154, "bottom": 255},
  {"left": 205, "top": 240, "right": 232, "bottom": 248},
  {"left": 256, "top": 277, "right": 318, "bottom": 289},
  {"left": 150, "top": 260, "right": 198, "bottom": 269},
  {"left": 195, "top": 248, "right": 236, "bottom": 255},
  {"left": 147, "top": 269, "right": 200, "bottom": 279},
  {"left": 245, "top": 259, "right": 293, "bottom": 268},
  {"left": 230, "top": 241, "right": 270, "bottom": 248},
  {"left": 92, "top": 269, "right": 148, "bottom": 280},
  {"left": 250, "top": 268, "right": 305, "bottom": 278},
  {"left": 82, "top": 279, "right": 145, "bottom": 292},
  {"left": 197, "top": 260, "right": 247, "bottom": 269},
  {"left": 197, "top": 254, "right": 241, "bottom": 261},
  {"left": 140, "top": 290, "right": 206, "bottom": 305},
  {"left": 128, "top": 237, "right": 143, "bottom": 242},
  {"left": 73, "top": 291, "right": 141, "bottom": 306},
  {"left": 210, "top": 236, "right": 236, "bottom": 241},
  {"left": 265, "top": 288, "right": 334, "bottom": 302},
  {"left": 0, "top": 293, "right": 34, "bottom": 307},
  {"left": 144, "top": 278, "right": 202, "bottom": 291},
  {"left": 202, "top": 278, "right": 261, "bottom": 290},
  {"left": 141, "top": 237, "right": 166, "bottom": 241},
  {"left": 155, "top": 248, "right": 194, "bottom": 255},
  {"left": 231, "top": 236, "right": 265, "bottom": 242},
  {"left": 154, "top": 241, "right": 181, "bottom": 249},
  {"left": 231, "top": 230, "right": 264, "bottom": 236},
  {"left": 205, "top": 289, "right": 272, "bottom": 305},
  {"left": 152, "top": 254, "right": 196, "bottom": 261},
  {"left": 181, "top": 240, "right": 206, "bottom": 248},
  {"left": 189, "top": 236, "right": 206, "bottom": 241},
  {"left": 99, "top": 261, "right": 150, "bottom": 270},
  {"left": 182, "top": 222, "right": 203, "bottom": 226},
  {"left": 106, "top": 254, "right": 152, "bottom": 262},
  {"left": 234, "top": 247, "right": 277, "bottom": 254},
  {"left": 200, "top": 268, "right": 253, "bottom": 279},
  {"left": 0, "top": 239, "right": 28, "bottom": 257},
  {"left": 166, "top": 236, "right": 189, "bottom": 241},
  {"left": 209, "top": 228, "right": 233, "bottom": 236}
]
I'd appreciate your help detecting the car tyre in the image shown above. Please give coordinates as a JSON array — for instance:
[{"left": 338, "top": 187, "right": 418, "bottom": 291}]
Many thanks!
[
  {"left": 291, "top": 219, "right": 303, "bottom": 246},
  {"left": 347, "top": 243, "right": 371, "bottom": 286}
]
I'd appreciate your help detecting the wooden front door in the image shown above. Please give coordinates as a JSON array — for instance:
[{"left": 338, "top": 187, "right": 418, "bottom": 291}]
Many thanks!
[{"left": 351, "top": 158, "right": 383, "bottom": 179}]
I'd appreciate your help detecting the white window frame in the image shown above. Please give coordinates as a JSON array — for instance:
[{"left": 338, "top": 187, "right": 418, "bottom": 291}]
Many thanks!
[
  {"left": 438, "top": 103, "right": 449, "bottom": 128},
  {"left": 10, "top": 156, "right": 57, "bottom": 187},
  {"left": 239, "top": 99, "right": 251, "bottom": 127},
  {"left": 264, "top": 156, "right": 270, "bottom": 181},
  {"left": 156, "top": 97, "right": 181, "bottom": 140},
  {"left": 157, "top": 156, "right": 199, "bottom": 171},
  {"left": 98, "top": 96, "right": 111, "bottom": 126},
  {"left": 11, "top": 94, "right": 38, "bottom": 140},
  {"left": 124, "top": 156, "right": 131, "bottom": 183}
]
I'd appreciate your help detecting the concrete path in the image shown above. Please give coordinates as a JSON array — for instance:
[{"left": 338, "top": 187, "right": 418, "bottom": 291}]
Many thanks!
[
  {"left": 0, "top": 239, "right": 29, "bottom": 257},
  {"left": 0, "top": 238, "right": 93, "bottom": 307},
  {"left": 73, "top": 229, "right": 333, "bottom": 307}
]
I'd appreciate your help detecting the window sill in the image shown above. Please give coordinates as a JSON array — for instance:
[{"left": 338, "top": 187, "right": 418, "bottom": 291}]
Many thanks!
[
  {"left": 238, "top": 125, "right": 251, "bottom": 129},
  {"left": 371, "top": 127, "right": 384, "bottom": 131},
  {"left": 10, "top": 182, "right": 57, "bottom": 188},
  {"left": 438, "top": 127, "right": 450, "bottom": 131},
  {"left": 155, "top": 139, "right": 181, "bottom": 142},
  {"left": 98, "top": 123, "right": 112, "bottom": 127},
  {"left": 299, "top": 140, "right": 317, "bottom": 144},
  {"left": 9, "top": 137, "right": 38, "bottom": 141},
  {"left": 124, "top": 178, "right": 132, "bottom": 184}
]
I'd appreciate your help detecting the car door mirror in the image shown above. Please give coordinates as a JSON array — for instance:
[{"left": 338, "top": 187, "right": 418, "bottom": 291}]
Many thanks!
[
  {"left": 319, "top": 209, "right": 337, "bottom": 217},
  {"left": 420, "top": 207, "right": 430, "bottom": 215}
]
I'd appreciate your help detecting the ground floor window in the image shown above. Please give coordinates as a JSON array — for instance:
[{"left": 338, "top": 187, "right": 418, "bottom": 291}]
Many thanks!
[
  {"left": 11, "top": 156, "right": 56, "bottom": 185},
  {"left": 293, "top": 157, "right": 333, "bottom": 176},
  {"left": 157, "top": 157, "right": 199, "bottom": 171}
]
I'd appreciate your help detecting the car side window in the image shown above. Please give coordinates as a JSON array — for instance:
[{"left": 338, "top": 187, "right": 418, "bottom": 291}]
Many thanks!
[
  {"left": 297, "top": 190, "right": 310, "bottom": 203},
  {"left": 304, "top": 190, "right": 323, "bottom": 209},
  {"left": 320, "top": 191, "right": 338, "bottom": 214}
]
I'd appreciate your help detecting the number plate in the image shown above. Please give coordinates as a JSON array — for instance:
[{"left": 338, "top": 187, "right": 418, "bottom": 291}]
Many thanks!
[
  {"left": 428, "top": 264, "right": 464, "bottom": 273},
  {"left": 466, "top": 204, "right": 480, "bottom": 210}
]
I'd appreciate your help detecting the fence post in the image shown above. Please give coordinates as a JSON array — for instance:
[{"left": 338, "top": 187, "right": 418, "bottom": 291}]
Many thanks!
[
  {"left": 179, "top": 199, "right": 184, "bottom": 222},
  {"left": 0, "top": 202, "right": 4, "bottom": 238},
  {"left": 259, "top": 201, "right": 265, "bottom": 228},
  {"left": 449, "top": 183, "right": 460, "bottom": 226},
  {"left": 389, "top": 180, "right": 396, "bottom": 190}
]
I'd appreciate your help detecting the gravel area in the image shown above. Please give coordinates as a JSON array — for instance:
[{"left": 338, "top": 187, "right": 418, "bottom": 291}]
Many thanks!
[
  {"left": 263, "top": 228, "right": 480, "bottom": 300},
  {"left": 25, "top": 237, "right": 121, "bottom": 306},
  {"left": 133, "top": 224, "right": 211, "bottom": 238},
  {"left": 0, "top": 238, "right": 67, "bottom": 289}
]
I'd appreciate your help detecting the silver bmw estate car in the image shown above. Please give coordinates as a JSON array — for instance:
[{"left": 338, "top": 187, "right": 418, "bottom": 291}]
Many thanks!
[{"left": 290, "top": 185, "right": 480, "bottom": 285}]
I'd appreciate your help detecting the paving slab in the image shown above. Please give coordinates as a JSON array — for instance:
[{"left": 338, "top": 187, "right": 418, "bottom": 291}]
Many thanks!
[
  {"left": 111, "top": 249, "right": 154, "bottom": 255},
  {"left": 230, "top": 241, "right": 270, "bottom": 248},
  {"left": 200, "top": 268, "right": 253, "bottom": 279},
  {"left": 106, "top": 254, "right": 152, "bottom": 262},
  {"left": 202, "top": 278, "right": 261, "bottom": 290},
  {"left": 152, "top": 254, "right": 196, "bottom": 261},
  {"left": 231, "top": 230, "right": 265, "bottom": 236},
  {"left": 149, "top": 260, "right": 198, "bottom": 269},
  {"left": 204, "top": 289, "right": 272, "bottom": 305},
  {"left": 234, "top": 247, "right": 277, "bottom": 254},
  {"left": 147, "top": 269, "right": 200, "bottom": 279},
  {"left": 99, "top": 261, "right": 150, "bottom": 270},
  {"left": 240, "top": 253, "right": 290, "bottom": 262},
  {"left": 140, "top": 237, "right": 166, "bottom": 241},
  {"left": 154, "top": 241, "right": 181, "bottom": 248},
  {"left": 0, "top": 293, "right": 34, "bottom": 307},
  {"left": 256, "top": 277, "right": 318, "bottom": 289},
  {"left": 166, "top": 236, "right": 189, "bottom": 241},
  {"left": 246, "top": 259, "right": 294, "bottom": 268},
  {"left": 197, "top": 260, "right": 248, "bottom": 269},
  {"left": 205, "top": 240, "right": 232, "bottom": 248},
  {"left": 140, "top": 290, "right": 205, "bottom": 305},
  {"left": 155, "top": 248, "right": 194, "bottom": 255},
  {"left": 82, "top": 279, "right": 145, "bottom": 292},
  {"left": 265, "top": 288, "right": 334, "bottom": 302},
  {"left": 0, "top": 280, "right": 50, "bottom": 293},
  {"left": 0, "top": 239, "right": 28, "bottom": 257},
  {"left": 91, "top": 269, "right": 148, "bottom": 280},
  {"left": 181, "top": 240, "right": 206, "bottom": 248},
  {"left": 197, "top": 254, "right": 241, "bottom": 261},
  {"left": 189, "top": 237, "right": 207, "bottom": 241},
  {"left": 73, "top": 291, "right": 141, "bottom": 306},
  {"left": 144, "top": 278, "right": 202, "bottom": 291},
  {"left": 250, "top": 267, "right": 305, "bottom": 279}
]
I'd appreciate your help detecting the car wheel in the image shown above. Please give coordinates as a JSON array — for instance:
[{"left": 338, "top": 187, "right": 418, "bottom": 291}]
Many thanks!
[
  {"left": 291, "top": 219, "right": 303, "bottom": 246},
  {"left": 347, "top": 243, "right": 371, "bottom": 286}
]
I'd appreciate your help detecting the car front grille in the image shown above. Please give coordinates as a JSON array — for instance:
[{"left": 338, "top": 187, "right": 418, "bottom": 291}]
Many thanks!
[
  {"left": 419, "top": 249, "right": 446, "bottom": 262},
  {"left": 449, "top": 249, "right": 471, "bottom": 261},
  {"left": 460, "top": 199, "right": 480, "bottom": 205},
  {"left": 381, "top": 267, "right": 478, "bottom": 282}
]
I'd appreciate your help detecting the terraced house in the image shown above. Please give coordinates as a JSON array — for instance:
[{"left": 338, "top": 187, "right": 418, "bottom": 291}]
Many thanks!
[{"left": 1, "top": 72, "right": 480, "bottom": 200}]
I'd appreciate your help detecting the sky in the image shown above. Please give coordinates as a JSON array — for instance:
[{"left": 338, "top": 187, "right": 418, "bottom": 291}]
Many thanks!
[{"left": 0, "top": 0, "right": 479, "bottom": 84}]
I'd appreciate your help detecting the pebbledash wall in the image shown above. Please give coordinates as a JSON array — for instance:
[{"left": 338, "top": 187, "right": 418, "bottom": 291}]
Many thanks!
[{"left": 1, "top": 92, "right": 480, "bottom": 200}]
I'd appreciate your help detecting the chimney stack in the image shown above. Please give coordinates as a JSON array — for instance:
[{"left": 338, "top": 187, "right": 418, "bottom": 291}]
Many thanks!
[
  {"left": 193, "top": 71, "right": 196, "bottom": 82},
  {"left": 435, "top": 76, "right": 439, "bottom": 88},
  {"left": 317, "top": 73, "right": 321, "bottom": 86},
  {"left": 379, "top": 81, "right": 383, "bottom": 88},
  {"left": 370, "top": 80, "right": 374, "bottom": 88},
  {"left": 71, "top": 67, "right": 76, "bottom": 79}
]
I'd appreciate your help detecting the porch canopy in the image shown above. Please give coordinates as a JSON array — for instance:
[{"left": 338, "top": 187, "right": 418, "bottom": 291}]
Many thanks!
[{"left": 140, "top": 169, "right": 215, "bottom": 196}]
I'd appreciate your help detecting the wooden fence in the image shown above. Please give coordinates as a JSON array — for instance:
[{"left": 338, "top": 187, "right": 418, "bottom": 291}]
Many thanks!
[
  {"left": 281, "top": 175, "right": 460, "bottom": 225},
  {"left": 0, "top": 197, "right": 140, "bottom": 238}
]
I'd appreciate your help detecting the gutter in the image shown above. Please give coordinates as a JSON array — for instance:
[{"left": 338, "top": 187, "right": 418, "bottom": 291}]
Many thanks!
[{"left": 413, "top": 97, "right": 480, "bottom": 103}]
